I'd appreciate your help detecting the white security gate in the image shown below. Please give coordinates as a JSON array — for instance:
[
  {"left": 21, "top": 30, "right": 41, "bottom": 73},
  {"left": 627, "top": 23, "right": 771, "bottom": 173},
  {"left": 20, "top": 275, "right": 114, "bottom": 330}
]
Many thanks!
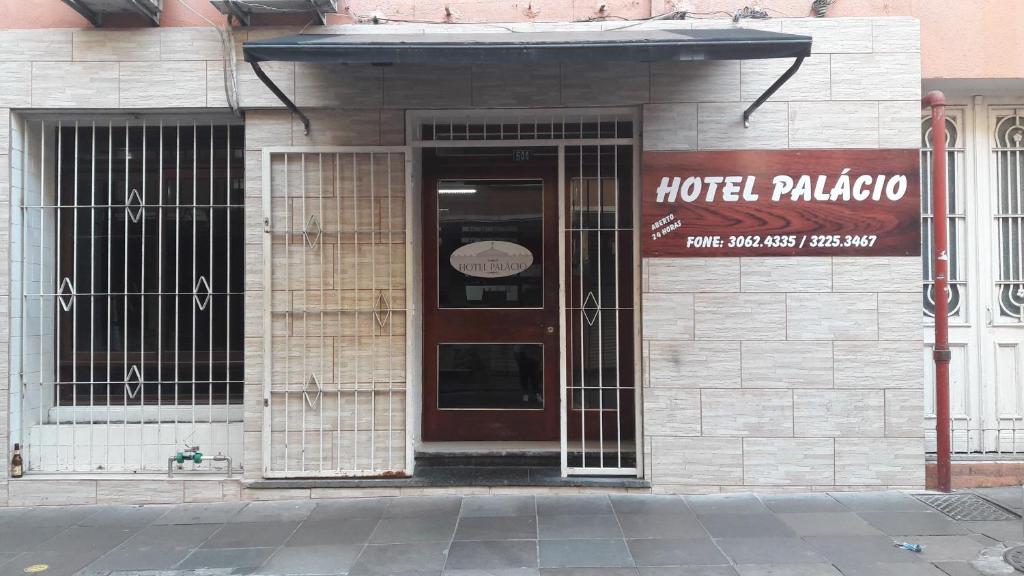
[{"left": 262, "top": 148, "right": 409, "bottom": 477}]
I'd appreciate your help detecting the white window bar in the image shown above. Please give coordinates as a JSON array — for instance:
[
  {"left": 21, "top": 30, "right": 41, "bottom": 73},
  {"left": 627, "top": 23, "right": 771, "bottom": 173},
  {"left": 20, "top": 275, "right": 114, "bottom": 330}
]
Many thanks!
[
  {"left": 18, "top": 118, "right": 244, "bottom": 473},
  {"left": 921, "top": 111, "right": 967, "bottom": 320},
  {"left": 994, "top": 111, "right": 1024, "bottom": 322},
  {"left": 565, "top": 143, "right": 637, "bottom": 476},
  {"left": 264, "top": 149, "right": 407, "bottom": 477}
]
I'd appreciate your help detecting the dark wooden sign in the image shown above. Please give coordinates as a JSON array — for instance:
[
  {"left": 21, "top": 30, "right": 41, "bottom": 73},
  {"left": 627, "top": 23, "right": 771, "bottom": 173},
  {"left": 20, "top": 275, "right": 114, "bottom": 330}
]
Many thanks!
[{"left": 641, "top": 149, "right": 921, "bottom": 257}]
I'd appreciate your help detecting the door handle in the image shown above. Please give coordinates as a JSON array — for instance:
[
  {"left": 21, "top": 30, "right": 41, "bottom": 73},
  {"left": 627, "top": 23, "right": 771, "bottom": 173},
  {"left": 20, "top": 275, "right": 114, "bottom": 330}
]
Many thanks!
[{"left": 545, "top": 325, "right": 555, "bottom": 334}]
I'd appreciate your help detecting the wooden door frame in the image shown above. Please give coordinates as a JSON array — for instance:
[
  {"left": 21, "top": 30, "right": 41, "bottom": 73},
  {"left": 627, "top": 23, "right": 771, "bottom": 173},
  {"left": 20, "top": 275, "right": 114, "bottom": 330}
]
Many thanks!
[
  {"left": 421, "top": 149, "right": 561, "bottom": 441},
  {"left": 405, "top": 106, "right": 644, "bottom": 477}
]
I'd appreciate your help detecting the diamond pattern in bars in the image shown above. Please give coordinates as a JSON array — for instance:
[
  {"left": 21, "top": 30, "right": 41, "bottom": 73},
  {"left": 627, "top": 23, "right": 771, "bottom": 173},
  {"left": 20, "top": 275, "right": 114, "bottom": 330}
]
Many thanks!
[
  {"left": 582, "top": 291, "right": 600, "bottom": 326},
  {"left": 126, "top": 188, "right": 144, "bottom": 224},
  {"left": 125, "top": 364, "right": 143, "bottom": 400},
  {"left": 57, "top": 277, "right": 75, "bottom": 312},
  {"left": 374, "top": 291, "right": 392, "bottom": 329},
  {"left": 193, "top": 275, "right": 212, "bottom": 311},
  {"left": 303, "top": 214, "right": 322, "bottom": 249},
  {"left": 303, "top": 373, "right": 322, "bottom": 409}
]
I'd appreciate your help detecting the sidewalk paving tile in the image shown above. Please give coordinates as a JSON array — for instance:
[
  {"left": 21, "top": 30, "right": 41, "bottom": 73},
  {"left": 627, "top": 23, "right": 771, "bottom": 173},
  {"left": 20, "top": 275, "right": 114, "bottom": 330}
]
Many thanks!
[
  {"left": 857, "top": 511, "right": 970, "bottom": 536},
  {"left": 759, "top": 494, "right": 846, "bottom": 514},
  {"left": 79, "top": 504, "right": 172, "bottom": 526},
  {"left": 117, "top": 522, "right": 219, "bottom": 548},
  {"left": 616, "top": 514, "right": 708, "bottom": 540},
  {"left": 713, "top": 538, "right": 824, "bottom": 565},
  {"left": 933, "top": 560, "right": 987, "bottom": 575},
  {"left": 539, "top": 539, "right": 633, "bottom": 568},
  {"left": 803, "top": 535, "right": 926, "bottom": 565},
  {"left": 626, "top": 538, "right": 727, "bottom": 566},
  {"left": 81, "top": 546, "right": 194, "bottom": 572},
  {"left": 638, "top": 568, "right": 738, "bottom": 576},
  {"left": 958, "top": 519, "right": 1024, "bottom": 542},
  {"left": 698, "top": 514, "right": 795, "bottom": 538},
  {"left": 0, "top": 524, "right": 67, "bottom": 553},
  {"left": 230, "top": 500, "right": 313, "bottom": 523},
  {"left": 970, "top": 487, "right": 1024, "bottom": 511},
  {"left": 540, "top": 565, "right": 634, "bottom": 569},
  {"left": 153, "top": 501, "right": 245, "bottom": 525},
  {"left": 733, "top": 564, "right": 842, "bottom": 576},
  {"left": 18, "top": 505, "right": 100, "bottom": 527},
  {"left": 610, "top": 495, "right": 691, "bottom": 516},
  {"left": 32, "top": 524, "right": 137, "bottom": 552},
  {"left": 370, "top": 515, "right": 459, "bottom": 543},
  {"left": 889, "top": 534, "right": 992, "bottom": 563},
  {"left": 446, "top": 540, "right": 540, "bottom": 570},
  {"left": 828, "top": 491, "right": 931, "bottom": 512},
  {"left": 456, "top": 515, "right": 538, "bottom": 541},
  {"left": 385, "top": 495, "right": 463, "bottom": 518},
  {"left": 446, "top": 565, "right": 544, "bottom": 569},
  {"left": 308, "top": 497, "right": 391, "bottom": 521},
  {"left": 348, "top": 541, "right": 451, "bottom": 575},
  {"left": 461, "top": 495, "right": 536, "bottom": 518},
  {"left": 830, "top": 562, "right": 949, "bottom": 576},
  {"left": 538, "top": 496, "right": 614, "bottom": 516},
  {"left": 262, "top": 543, "right": 364, "bottom": 574},
  {"left": 177, "top": 546, "right": 275, "bottom": 569},
  {"left": 776, "top": 512, "right": 883, "bottom": 536},
  {"left": 4, "top": 548, "right": 108, "bottom": 576},
  {"left": 685, "top": 494, "right": 769, "bottom": 516},
  {"left": 285, "top": 517, "right": 380, "bottom": 546},
  {"left": 540, "top": 515, "right": 623, "bottom": 539},
  {"left": 202, "top": 520, "right": 300, "bottom": 548}
]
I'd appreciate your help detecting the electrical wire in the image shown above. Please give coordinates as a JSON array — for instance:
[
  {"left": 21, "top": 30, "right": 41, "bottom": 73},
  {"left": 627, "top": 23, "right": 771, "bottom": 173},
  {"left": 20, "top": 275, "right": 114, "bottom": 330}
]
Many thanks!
[{"left": 175, "top": 0, "right": 240, "bottom": 115}]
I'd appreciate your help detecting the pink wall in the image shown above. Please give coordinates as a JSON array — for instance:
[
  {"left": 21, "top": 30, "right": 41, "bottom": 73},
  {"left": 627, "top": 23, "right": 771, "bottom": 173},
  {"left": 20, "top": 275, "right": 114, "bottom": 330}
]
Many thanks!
[{"left": 4, "top": 0, "right": 1021, "bottom": 80}]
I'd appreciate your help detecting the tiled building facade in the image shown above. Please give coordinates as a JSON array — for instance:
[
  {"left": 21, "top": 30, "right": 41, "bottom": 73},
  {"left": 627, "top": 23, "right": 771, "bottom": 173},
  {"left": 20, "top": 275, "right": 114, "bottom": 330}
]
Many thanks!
[{"left": 0, "top": 13, "right": 925, "bottom": 505}]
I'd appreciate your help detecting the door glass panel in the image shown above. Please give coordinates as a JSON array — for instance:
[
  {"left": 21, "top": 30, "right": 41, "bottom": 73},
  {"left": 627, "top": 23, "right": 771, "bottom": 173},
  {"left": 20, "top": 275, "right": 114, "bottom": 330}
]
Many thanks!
[
  {"left": 438, "top": 344, "right": 544, "bottom": 409},
  {"left": 438, "top": 179, "right": 543, "bottom": 308}
]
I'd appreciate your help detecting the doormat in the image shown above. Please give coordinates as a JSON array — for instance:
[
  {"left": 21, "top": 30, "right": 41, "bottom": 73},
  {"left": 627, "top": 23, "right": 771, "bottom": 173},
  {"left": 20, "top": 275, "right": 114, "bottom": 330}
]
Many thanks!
[{"left": 914, "top": 493, "right": 1021, "bottom": 522}]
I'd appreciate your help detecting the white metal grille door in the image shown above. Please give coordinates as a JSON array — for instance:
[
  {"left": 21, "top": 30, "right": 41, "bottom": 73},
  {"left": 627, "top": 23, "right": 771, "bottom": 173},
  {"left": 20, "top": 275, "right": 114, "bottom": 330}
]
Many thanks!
[
  {"left": 16, "top": 119, "right": 245, "bottom": 473},
  {"left": 565, "top": 144, "right": 637, "bottom": 476},
  {"left": 263, "top": 150, "right": 408, "bottom": 477}
]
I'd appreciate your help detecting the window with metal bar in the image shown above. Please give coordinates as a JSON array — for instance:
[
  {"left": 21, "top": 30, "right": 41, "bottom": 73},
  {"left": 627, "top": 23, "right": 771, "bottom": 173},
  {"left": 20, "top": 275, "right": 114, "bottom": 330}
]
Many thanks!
[
  {"left": 921, "top": 112, "right": 966, "bottom": 319},
  {"left": 53, "top": 123, "right": 245, "bottom": 405},
  {"left": 18, "top": 119, "right": 244, "bottom": 473},
  {"left": 993, "top": 112, "right": 1024, "bottom": 321}
]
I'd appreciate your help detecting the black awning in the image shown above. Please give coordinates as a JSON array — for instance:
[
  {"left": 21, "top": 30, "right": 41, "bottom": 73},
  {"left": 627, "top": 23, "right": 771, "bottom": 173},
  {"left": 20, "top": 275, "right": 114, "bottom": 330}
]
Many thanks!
[
  {"left": 241, "top": 26, "right": 812, "bottom": 134},
  {"left": 243, "top": 27, "right": 811, "bottom": 65}
]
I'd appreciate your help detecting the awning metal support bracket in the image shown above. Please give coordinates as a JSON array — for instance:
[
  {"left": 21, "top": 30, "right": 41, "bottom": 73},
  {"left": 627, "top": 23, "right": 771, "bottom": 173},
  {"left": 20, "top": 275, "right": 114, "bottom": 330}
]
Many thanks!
[
  {"left": 62, "top": 0, "right": 102, "bottom": 26},
  {"left": 743, "top": 56, "right": 805, "bottom": 128},
  {"left": 249, "top": 60, "right": 311, "bottom": 135},
  {"left": 125, "top": 0, "right": 162, "bottom": 26},
  {"left": 222, "top": 0, "right": 252, "bottom": 26}
]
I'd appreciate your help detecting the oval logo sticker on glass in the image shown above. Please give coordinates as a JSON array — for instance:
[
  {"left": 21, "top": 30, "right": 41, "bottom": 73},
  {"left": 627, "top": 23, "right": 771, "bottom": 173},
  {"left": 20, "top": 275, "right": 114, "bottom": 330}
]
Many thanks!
[{"left": 450, "top": 241, "right": 534, "bottom": 278}]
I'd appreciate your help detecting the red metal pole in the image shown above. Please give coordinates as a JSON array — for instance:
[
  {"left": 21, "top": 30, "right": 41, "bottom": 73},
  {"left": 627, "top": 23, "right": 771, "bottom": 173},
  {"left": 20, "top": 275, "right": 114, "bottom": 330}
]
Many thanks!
[{"left": 923, "top": 90, "right": 951, "bottom": 493}]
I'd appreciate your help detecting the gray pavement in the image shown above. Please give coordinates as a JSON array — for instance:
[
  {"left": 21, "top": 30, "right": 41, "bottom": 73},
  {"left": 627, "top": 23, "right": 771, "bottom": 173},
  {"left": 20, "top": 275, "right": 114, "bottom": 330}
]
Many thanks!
[{"left": 0, "top": 488, "right": 1020, "bottom": 576}]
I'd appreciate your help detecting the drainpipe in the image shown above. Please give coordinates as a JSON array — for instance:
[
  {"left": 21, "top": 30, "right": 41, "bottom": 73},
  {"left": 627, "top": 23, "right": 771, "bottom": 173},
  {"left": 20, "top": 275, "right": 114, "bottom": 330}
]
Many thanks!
[{"left": 923, "top": 90, "right": 951, "bottom": 493}]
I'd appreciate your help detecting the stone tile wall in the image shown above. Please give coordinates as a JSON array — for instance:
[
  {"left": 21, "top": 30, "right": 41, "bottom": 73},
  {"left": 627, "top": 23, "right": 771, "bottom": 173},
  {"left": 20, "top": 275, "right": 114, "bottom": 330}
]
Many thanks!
[{"left": 641, "top": 18, "right": 924, "bottom": 491}]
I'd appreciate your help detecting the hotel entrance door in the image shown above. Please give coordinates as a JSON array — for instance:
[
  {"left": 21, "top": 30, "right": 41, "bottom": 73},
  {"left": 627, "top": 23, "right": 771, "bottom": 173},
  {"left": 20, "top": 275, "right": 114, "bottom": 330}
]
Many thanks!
[{"left": 422, "top": 147, "right": 560, "bottom": 441}]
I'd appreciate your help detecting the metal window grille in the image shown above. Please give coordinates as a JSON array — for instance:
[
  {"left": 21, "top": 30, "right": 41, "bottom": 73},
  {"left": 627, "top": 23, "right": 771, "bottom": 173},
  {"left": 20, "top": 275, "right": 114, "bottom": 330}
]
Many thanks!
[
  {"left": 414, "top": 110, "right": 635, "bottom": 144},
  {"left": 922, "top": 112, "right": 967, "bottom": 319},
  {"left": 263, "top": 149, "right": 408, "bottom": 477},
  {"left": 994, "top": 111, "right": 1024, "bottom": 321},
  {"left": 16, "top": 119, "right": 245, "bottom": 473},
  {"left": 565, "top": 143, "right": 636, "bottom": 476}
]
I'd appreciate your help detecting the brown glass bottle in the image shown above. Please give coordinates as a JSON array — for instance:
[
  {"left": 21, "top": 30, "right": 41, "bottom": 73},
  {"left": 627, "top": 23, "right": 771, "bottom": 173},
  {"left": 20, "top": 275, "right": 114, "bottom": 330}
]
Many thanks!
[{"left": 10, "top": 443, "right": 22, "bottom": 478}]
